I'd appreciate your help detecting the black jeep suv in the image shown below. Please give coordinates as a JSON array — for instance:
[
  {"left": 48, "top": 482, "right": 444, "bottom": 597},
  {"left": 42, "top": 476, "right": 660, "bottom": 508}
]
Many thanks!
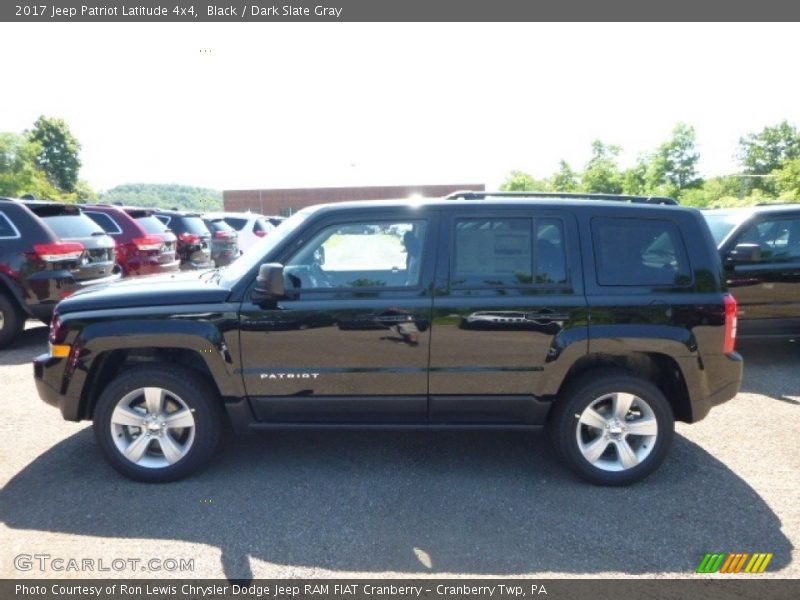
[
  {"left": 0, "top": 198, "right": 120, "bottom": 348},
  {"left": 34, "top": 194, "right": 742, "bottom": 485},
  {"left": 703, "top": 203, "right": 800, "bottom": 339}
]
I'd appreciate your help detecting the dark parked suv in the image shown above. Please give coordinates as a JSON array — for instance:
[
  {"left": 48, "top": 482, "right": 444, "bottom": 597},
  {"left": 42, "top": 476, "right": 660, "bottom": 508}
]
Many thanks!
[
  {"left": 0, "top": 198, "right": 120, "bottom": 348},
  {"left": 703, "top": 203, "right": 800, "bottom": 339},
  {"left": 34, "top": 193, "right": 742, "bottom": 485},
  {"left": 153, "top": 209, "right": 214, "bottom": 270},
  {"left": 83, "top": 205, "right": 180, "bottom": 277}
]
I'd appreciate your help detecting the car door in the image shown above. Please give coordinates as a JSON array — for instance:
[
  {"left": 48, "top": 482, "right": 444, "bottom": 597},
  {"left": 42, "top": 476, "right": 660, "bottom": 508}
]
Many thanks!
[
  {"left": 723, "top": 215, "right": 800, "bottom": 336},
  {"left": 238, "top": 209, "right": 438, "bottom": 423},
  {"left": 428, "top": 207, "right": 587, "bottom": 424}
]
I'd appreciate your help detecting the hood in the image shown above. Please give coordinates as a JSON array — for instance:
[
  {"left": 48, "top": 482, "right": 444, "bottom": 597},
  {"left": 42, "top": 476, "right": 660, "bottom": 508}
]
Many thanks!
[{"left": 57, "top": 271, "right": 232, "bottom": 313}]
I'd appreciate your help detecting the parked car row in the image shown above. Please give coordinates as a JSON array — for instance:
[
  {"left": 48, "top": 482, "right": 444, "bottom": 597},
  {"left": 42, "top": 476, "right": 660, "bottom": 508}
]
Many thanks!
[{"left": 0, "top": 197, "right": 283, "bottom": 348}]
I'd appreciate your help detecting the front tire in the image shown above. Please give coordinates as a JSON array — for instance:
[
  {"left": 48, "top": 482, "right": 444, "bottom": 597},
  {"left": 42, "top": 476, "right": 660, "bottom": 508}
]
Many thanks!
[
  {"left": 549, "top": 371, "right": 674, "bottom": 486},
  {"left": 93, "top": 365, "right": 222, "bottom": 482}
]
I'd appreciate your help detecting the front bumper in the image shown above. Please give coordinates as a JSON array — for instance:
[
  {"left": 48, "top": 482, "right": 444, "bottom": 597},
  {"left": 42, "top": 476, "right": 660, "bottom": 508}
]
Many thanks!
[{"left": 33, "top": 352, "right": 77, "bottom": 420}]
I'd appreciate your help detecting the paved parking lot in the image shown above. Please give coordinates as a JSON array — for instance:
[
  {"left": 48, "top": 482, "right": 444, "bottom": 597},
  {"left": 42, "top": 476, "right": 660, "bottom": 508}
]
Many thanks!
[{"left": 1, "top": 324, "right": 797, "bottom": 579}]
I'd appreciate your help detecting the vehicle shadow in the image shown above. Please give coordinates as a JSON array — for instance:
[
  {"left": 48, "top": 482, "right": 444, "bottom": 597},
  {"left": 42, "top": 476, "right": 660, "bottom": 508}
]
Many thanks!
[
  {"left": 736, "top": 338, "right": 800, "bottom": 404},
  {"left": 0, "top": 325, "right": 48, "bottom": 366},
  {"left": 0, "top": 428, "right": 792, "bottom": 579}
]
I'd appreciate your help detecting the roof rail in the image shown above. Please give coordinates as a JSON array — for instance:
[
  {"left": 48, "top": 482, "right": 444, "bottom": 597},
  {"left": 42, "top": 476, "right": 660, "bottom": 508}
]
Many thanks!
[{"left": 444, "top": 190, "right": 679, "bottom": 205}]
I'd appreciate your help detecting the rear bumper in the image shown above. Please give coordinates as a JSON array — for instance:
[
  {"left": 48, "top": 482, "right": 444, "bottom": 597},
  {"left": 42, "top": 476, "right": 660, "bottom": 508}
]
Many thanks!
[
  {"left": 126, "top": 257, "right": 181, "bottom": 276},
  {"left": 690, "top": 351, "right": 743, "bottom": 422}
]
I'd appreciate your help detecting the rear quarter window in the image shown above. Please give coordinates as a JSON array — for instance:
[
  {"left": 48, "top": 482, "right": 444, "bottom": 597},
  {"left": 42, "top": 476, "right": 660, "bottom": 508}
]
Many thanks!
[
  {"left": 0, "top": 211, "right": 20, "bottom": 238},
  {"left": 592, "top": 217, "right": 691, "bottom": 287},
  {"left": 85, "top": 211, "right": 122, "bottom": 234}
]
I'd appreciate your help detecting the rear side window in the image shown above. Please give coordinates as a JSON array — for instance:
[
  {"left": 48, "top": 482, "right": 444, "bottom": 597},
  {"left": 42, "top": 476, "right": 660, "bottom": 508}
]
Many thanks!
[
  {"left": 0, "top": 211, "right": 20, "bottom": 238},
  {"left": 85, "top": 211, "right": 122, "bottom": 234},
  {"left": 592, "top": 217, "right": 691, "bottom": 286},
  {"left": 452, "top": 217, "right": 567, "bottom": 287}
]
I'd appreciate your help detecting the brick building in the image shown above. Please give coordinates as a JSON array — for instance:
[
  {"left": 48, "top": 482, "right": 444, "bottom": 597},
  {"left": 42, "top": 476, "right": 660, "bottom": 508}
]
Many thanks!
[{"left": 223, "top": 183, "right": 485, "bottom": 216}]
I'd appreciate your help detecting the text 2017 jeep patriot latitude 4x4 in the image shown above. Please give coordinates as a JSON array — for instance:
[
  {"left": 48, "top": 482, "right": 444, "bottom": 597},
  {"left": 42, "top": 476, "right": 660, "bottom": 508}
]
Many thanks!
[{"left": 34, "top": 194, "right": 743, "bottom": 485}]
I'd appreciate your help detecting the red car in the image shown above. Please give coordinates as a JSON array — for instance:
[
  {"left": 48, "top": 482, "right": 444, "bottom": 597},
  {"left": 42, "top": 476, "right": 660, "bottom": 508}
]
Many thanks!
[{"left": 83, "top": 205, "right": 180, "bottom": 276}]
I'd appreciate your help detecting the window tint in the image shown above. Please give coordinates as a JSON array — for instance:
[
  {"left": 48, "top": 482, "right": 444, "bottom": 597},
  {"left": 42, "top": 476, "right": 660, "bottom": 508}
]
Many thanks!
[
  {"left": 285, "top": 220, "right": 427, "bottom": 289},
  {"left": 736, "top": 218, "right": 800, "bottom": 260},
  {"left": 452, "top": 218, "right": 567, "bottom": 287},
  {"left": 253, "top": 218, "right": 274, "bottom": 234},
  {"left": 40, "top": 214, "right": 106, "bottom": 238},
  {"left": 136, "top": 215, "right": 169, "bottom": 234},
  {"left": 223, "top": 217, "right": 248, "bottom": 231},
  {"left": 205, "top": 219, "right": 235, "bottom": 233},
  {"left": 592, "top": 217, "right": 691, "bottom": 286},
  {"left": 0, "top": 212, "right": 19, "bottom": 238},
  {"left": 85, "top": 211, "right": 122, "bottom": 234}
]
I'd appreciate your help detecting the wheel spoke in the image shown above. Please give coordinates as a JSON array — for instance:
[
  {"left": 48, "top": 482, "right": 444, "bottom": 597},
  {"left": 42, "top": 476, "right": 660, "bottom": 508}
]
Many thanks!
[
  {"left": 163, "top": 409, "right": 194, "bottom": 430},
  {"left": 615, "top": 439, "right": 639, "bottom": 469},
  {"left": 143, "top": 387, "right": 165, "bottom": 416},
  {"left": 581, "top": 436, "right": 611, "bottom": 464},
  {"left": 612, "top": 392, "right": 635, "bottom": 420},
  {"left": 157, "top": 434, "right": 185, "bottom": 464},
  {"left": 123, "top": 433, "right": 151, "bottom": 464},
  {"left": 579, "top": 408, "right": 608, "bottom": 430},
  {"left": 626, "top": 417, "right": 658, "bottom": 436},
  {"left": 111, "top": 406, "right": 144, "bottom": 428}
]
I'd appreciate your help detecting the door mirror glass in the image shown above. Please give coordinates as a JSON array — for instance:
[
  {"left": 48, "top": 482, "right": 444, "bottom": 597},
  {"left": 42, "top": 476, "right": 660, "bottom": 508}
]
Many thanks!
[{"left": 252, "top": 263, "right": 285, "bottom": 302}]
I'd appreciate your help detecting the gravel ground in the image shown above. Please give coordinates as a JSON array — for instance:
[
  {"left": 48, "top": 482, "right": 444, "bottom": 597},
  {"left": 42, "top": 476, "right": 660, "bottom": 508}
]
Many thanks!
[{"left": 1, "top": 324, "right": 797, "bottom": 579}]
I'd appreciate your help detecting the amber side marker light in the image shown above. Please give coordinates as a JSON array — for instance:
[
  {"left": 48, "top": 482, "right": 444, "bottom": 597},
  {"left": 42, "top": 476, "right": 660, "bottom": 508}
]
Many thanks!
[{"left": 49, "top": 344, "right": 71, "bottom": 358}]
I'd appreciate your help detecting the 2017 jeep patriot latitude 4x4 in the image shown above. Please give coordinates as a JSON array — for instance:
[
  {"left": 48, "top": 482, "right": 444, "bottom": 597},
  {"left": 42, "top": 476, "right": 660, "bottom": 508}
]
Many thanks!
[{"left": 34, "top": 195, "right": 743, "bottom": 485}]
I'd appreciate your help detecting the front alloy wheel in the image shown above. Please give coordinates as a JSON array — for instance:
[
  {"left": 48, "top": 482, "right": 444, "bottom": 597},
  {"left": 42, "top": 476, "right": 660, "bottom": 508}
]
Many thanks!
[
  {"left": 110, "top": 387, "right": 196, "bottom": 469},
  {"left": 94, "top": 365, "right": 221, "bottom": 482}
]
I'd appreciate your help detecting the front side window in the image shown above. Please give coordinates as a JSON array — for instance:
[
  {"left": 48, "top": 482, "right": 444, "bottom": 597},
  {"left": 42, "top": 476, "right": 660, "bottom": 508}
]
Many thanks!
[
  {"left": 734, "top": 218, "right": 800, "bottom": 261},
  {"left": 284, "top": 220, "right": 427, "bottom": 290},
  {"left": 592, "top": 217, "right": 691, "bottom": 286},
  {"left": 451, "top": 217, "right": 567, "bottom": 288}
]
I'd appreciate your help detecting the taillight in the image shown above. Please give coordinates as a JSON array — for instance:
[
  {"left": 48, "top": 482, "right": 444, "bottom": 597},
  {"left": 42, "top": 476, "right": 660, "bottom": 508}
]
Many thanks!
[
  {"left": 214, "top": 231, "right": 235, "bottom": 239},
  {"left": 133, "top": 236, "right": 163, "bottom": 251},
  {"left": 723, "top": 294, "right": 738, "bottom": 353},
  {"left": 33, "top": 242, "right": 84, "bottom": 262},
  {"left": 178, "top": 233, "right": 200, "bottom": 244},
  {"left": 254, "top": 230, "right": 268, "bottom": 238}
]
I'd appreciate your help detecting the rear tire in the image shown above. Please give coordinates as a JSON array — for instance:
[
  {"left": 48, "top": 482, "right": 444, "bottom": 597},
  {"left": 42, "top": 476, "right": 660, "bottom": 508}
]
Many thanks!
[
  {"left": 0, "top": 293, "right": 23, "bottom": 349},
  {"left": 93, "top": 364, "right": 222, "bottom": 482},
  {"left": 549, "top": 370, "right": 674, "bottom": 486}
]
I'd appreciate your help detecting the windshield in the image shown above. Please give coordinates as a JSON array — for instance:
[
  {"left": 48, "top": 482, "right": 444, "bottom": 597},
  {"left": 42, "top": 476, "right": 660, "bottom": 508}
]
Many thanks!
[
  {"left": 702, "top": 211, "right": 748, "bottom": 245},
  {"left": 219, "top": 208, "right": 313, "bottom": 286}
]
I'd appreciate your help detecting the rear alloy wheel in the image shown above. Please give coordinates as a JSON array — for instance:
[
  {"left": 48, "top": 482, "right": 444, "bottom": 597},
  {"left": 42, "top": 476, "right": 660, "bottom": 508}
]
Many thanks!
[
  {"left": 550, "top": 371, "right": 674, "bottom": 485},
  {"left": 94, "top": 365, "right": 221, "bottom": 482},
  {"left": 0, "top": 294, "right": 23, "bottom": 349}
]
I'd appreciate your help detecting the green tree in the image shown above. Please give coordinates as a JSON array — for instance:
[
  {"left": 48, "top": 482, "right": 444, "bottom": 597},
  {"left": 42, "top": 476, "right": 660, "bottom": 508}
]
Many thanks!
[
  {"left": 580, "top": 140, "right": 623, "bottom": 194},
  {"left": 99, "top": 183, "right": 223, "bottom": 211},
  {"left": 551, "top": 160, "right": 578, "bottom": 191},
  {"left": 738, "top": 120, "right": 800, "bottom": 176},
  {"left": 774, "top": 157, "right": 800, "bottom": 199},
  {"left": 27, "top": 116, "right": 82, "bottom": 193},
  {"left": 0, "top": 132, "right": 60, "bottom": 199},
  {"left": 647, "top": 123, "right": 702, "bottom": 197},
  {"left": 622, "top": 158, "right": 649, "bottom": 195},
  {"left": 499, "top": 170, "right": 551, "bottom": 192}
]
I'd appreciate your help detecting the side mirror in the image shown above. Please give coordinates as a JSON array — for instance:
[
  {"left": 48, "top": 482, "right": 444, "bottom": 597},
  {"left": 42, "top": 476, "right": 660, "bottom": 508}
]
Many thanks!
[
  {"left": 727, "top": 243, "right": 761, "bottom": 263},
  {"left": 252, "top": 263, "right": 285, "bottom": 303}
]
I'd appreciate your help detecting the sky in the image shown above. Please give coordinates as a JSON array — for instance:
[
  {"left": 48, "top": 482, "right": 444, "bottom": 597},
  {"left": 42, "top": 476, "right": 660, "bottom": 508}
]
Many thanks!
[{"left": 1, "top": 22, "right": 799, "bottom": 193}]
